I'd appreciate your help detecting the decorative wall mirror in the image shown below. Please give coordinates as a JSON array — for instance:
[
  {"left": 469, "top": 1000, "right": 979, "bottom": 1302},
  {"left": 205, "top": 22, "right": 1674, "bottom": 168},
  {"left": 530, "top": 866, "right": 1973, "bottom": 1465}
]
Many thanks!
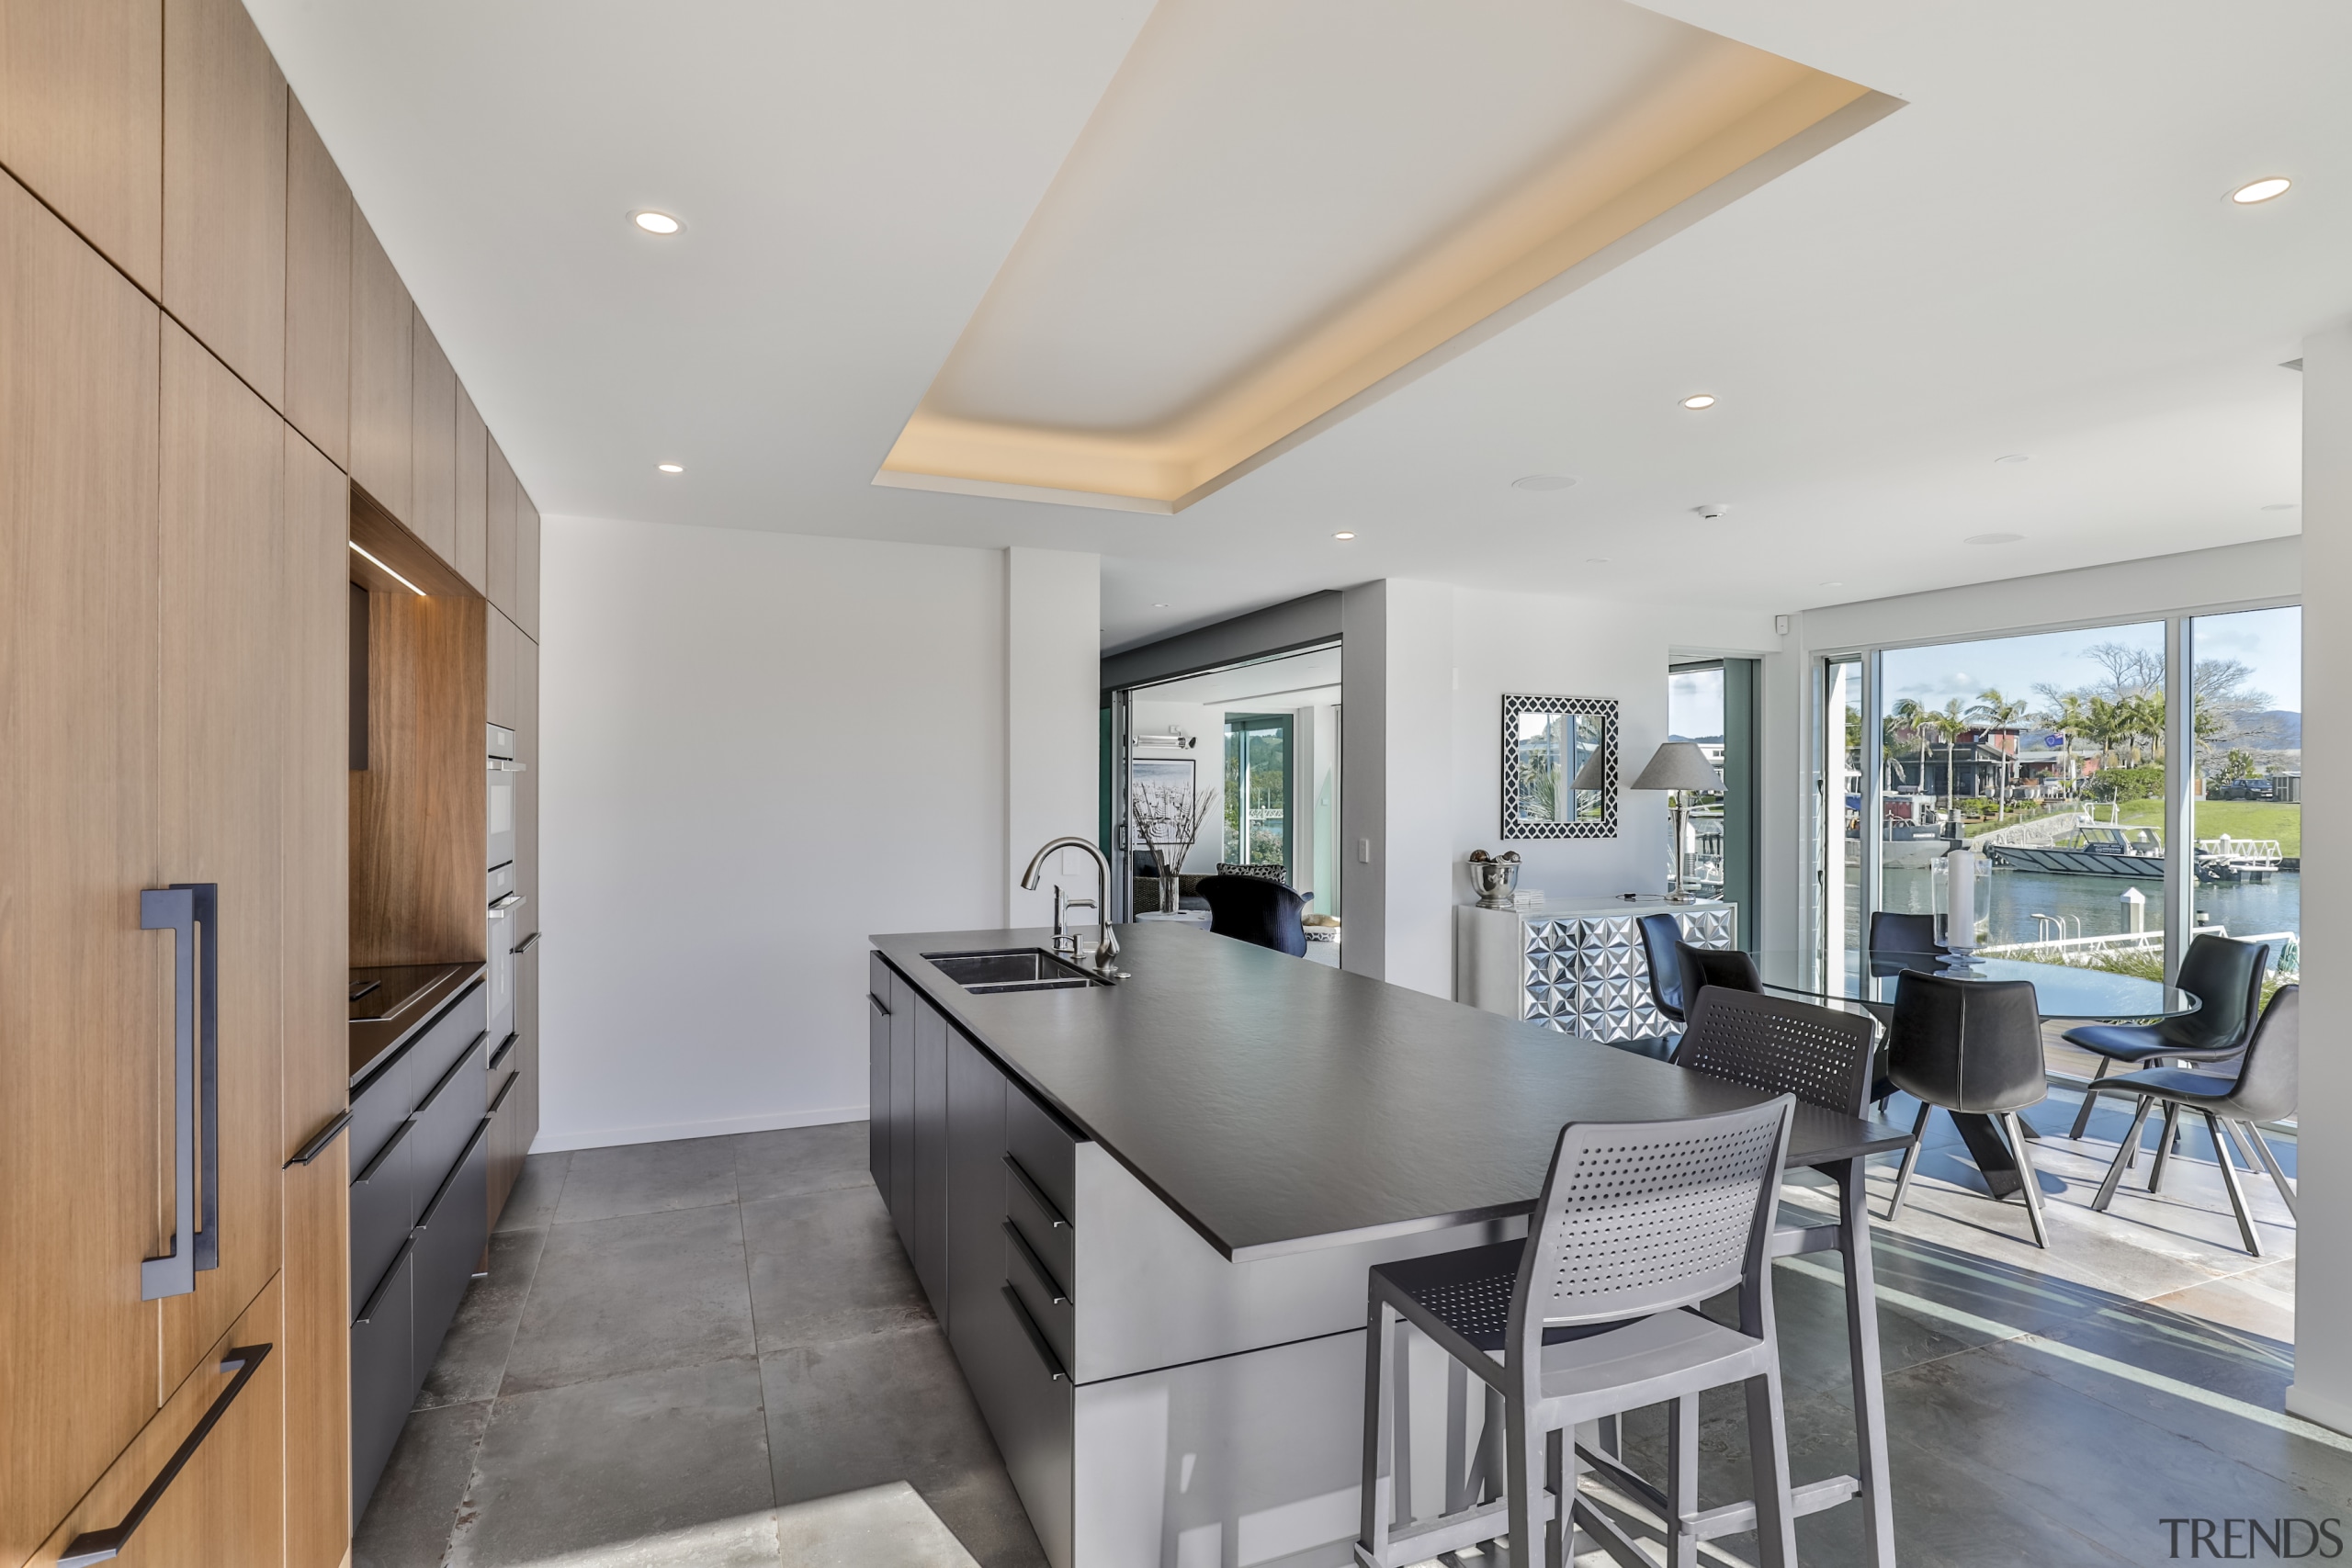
[{"left": 1500, "top": 694, "right": 1617, "bottom": 839}]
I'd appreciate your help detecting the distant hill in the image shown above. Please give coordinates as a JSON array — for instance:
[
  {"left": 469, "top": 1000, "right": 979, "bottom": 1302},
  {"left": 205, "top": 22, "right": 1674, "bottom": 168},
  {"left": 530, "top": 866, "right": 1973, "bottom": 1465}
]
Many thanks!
[
  {"left": 1669, "top": 733, "right": 1725, "bottom": 745},
  {"left": 2227, "top": 710, "right": 2301, "bottom": 748}
]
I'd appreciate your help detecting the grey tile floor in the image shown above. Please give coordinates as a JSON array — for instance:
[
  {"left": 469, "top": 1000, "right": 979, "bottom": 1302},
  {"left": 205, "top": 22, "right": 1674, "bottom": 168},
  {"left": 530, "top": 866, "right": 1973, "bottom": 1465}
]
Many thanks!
[
  {"left": 359, "top": 1097, "right": 2352, "bottom": 1568},
  {"left": 354, "top": 1123, "right": 1042, "bottom": 1568}
]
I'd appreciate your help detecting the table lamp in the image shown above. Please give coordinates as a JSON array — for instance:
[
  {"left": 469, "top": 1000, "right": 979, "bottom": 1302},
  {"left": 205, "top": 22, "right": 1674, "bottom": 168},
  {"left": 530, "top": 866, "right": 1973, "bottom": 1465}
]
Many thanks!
[{"left": 1629, "top": 741, "right": 1723, "bottom": 900}]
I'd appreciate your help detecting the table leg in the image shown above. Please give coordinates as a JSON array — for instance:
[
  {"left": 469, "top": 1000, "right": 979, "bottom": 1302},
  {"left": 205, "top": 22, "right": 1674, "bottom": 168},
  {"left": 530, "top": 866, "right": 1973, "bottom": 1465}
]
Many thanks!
[
  {"left": 1949, "top": 1111, "right": 2024, "bottom": 1199},
  {"left": 1835, "top": 1157, "right": 1899, "bottom": 1568}
]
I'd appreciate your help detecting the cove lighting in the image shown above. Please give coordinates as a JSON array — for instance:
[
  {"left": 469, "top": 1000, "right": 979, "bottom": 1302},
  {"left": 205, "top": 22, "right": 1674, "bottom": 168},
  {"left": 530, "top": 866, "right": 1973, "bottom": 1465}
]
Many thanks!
[
  {"left": 657, "top": 463, "right": 684, "bottom": 473},
  {"left": 1333, "top": 532, "right": 1356, "bottom": 540},
  {"left": 349, "top": 540, "right": 426, "bottom": 597},
  {"left": 1679, "top": 394, "right": 1716, "bottom": 410},
  {"left": 2230, "top": 177, "right": 2291, "bottom": 205},
  {"left": 632, "top": 210, "right": 683, "bottom": 234}
]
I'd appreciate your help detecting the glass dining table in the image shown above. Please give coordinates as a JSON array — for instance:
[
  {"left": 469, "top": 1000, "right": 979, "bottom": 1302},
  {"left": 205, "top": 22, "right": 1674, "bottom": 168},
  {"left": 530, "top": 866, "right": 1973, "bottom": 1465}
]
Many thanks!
[{"left": 1747, "top": 947, "right": 2201, "bottom": 1198}]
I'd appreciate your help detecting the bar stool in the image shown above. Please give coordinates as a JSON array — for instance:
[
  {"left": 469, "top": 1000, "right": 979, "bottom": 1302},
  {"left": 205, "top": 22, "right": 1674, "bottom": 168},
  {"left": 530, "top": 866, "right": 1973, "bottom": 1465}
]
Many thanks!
[
  {"left": 1670, "top": 987, "right": 1893, "bottom": 1560},
  {"left": 1885, "top": 971, "right": 2052, "bottom": 1247},
  {"left": 1357, "top": 1096, "right": 1801, "bottom": 1568}
]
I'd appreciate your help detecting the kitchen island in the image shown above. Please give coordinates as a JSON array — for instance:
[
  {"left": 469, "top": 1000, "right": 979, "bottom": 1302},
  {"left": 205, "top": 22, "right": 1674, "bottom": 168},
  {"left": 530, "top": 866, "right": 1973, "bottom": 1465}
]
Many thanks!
[{"left": 868, "top": 922, "right": 1908, "bottom": 1568}]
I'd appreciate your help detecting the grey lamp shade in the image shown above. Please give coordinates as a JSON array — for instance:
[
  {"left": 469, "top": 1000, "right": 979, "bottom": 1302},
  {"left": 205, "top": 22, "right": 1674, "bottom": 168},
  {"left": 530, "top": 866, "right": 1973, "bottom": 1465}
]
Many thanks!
[
  {"left": 1629, "top": 740, "right": 1722, "bottom": 792},
  {"left": 1569, "top": 750, "right": 1611, "bottom": 791}
]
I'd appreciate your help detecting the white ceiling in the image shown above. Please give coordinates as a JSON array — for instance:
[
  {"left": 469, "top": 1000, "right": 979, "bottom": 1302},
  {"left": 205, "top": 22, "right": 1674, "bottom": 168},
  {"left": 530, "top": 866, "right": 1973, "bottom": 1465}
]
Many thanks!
[{"left": 246, "top": 0, "right": 2345, "bottom": 652}]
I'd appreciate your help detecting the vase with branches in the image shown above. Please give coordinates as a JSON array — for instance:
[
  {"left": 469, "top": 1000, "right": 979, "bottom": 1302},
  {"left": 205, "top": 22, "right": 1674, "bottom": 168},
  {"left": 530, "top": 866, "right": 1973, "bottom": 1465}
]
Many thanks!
[{"left": 1132, "top": 779, "right": 1217, "bottom": 914}]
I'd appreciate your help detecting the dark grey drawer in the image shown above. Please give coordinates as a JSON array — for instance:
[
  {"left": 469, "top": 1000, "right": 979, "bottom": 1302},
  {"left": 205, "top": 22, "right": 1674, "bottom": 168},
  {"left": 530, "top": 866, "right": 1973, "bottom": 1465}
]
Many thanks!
[
  {"left": 407, "top": 981, "right": 489, "bottom": 1104},
  {"left": 1004, "top": 1217, "right": 1074, "bottom": 1373},
  {"left": 412, "top": 1118, "right": 491, "bottom": 1398},
  {"left": 350, "top": 1238, "right": 415, "bottom": 1520},
  {"left": 1004, "top": 1149, "right": 1072, "bottom": 1290},
  {"left": 346, "top": 1049, "right": 411, "bottom": 1178},
  {"left": 1005, "top": 1081, "right": 1080, "bottom": 1223},
  {"left": 989, "top": 1282, "right": 1074, "bottom": 1568},
  {"left": 349, "top": 1116, "right": 415, "bottom": 1307},
  {"left": 411, "top": 1032, "right": 486, "bottom": 1195}
]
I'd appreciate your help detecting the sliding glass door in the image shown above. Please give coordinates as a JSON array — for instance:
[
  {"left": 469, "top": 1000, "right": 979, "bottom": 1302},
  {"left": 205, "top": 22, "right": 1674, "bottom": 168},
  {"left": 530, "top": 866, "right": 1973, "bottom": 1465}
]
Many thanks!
[
  {"left": 1224, "top": 713, "right": 1294, "bottom": 874},
  {"left": 2188, "top": 605, "right": 2301, "bottom": 983}
]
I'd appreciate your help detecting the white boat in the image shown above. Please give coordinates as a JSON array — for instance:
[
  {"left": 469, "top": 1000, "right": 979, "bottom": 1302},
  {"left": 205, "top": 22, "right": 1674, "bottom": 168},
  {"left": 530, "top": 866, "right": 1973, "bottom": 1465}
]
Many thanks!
[{"left": 1985, "top": 825, "right": 2249, "bottom": 883}]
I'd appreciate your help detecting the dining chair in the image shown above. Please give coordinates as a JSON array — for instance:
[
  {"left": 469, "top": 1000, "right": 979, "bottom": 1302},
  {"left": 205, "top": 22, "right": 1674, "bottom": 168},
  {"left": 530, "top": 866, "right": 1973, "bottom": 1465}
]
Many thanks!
[
  {"left": 1885, "top": 972, "right": 2053, "bottom": 1247},
  {"left": 1676, "top": 941, "right": 1763, "bottom": 999},
  {"left": 1197, "top": 874, "right": 1308, "bottom": 955},
  {"left": 2063, "top": 933, "right": 2268, "bottom": 1141},
  {"left": 1637, "top": 913, "right": 1690, "bottom": 1025},
  {"left": 1866, "top": 911, "right": 1942, "bottom": 976},
  {"left": 1357, "top": 1097, "right": 1802, "bottom": 1568},
  {"left": 2088, "top": 986, "right": 2297, "bottom": 1255}
]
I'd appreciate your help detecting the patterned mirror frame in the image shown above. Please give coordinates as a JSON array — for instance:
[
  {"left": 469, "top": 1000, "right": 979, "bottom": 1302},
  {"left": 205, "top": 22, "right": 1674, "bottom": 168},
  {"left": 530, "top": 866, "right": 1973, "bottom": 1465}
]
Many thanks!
[{"left": 1500, "top": 694, "right": 1618, "bottom": 840}]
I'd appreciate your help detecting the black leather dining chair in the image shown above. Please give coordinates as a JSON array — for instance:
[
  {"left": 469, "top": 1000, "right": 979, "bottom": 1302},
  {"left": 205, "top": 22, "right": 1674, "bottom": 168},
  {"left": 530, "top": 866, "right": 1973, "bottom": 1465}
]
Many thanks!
[
  {"left": 2086, "top": 986, "right": 2297, "bottom": 1255},
  {"left": 1637, "top": 913, "right": 1690, "bottom": 1024},
  {"left": 1867, "top": 911, "right": 1943, "bottom": 976},
  {"left": 1198, "top": 874, "right": 1308, "bottom": 956},
  {"left": 1885, "top": 972, "right": 2054, "bottom": 1247},
  {"left": 1677, "top": 940, "right": 1763, "bottom": 998},
  {"left": 2063, "top": 933, "right": 2268, "bottom": 1140}
]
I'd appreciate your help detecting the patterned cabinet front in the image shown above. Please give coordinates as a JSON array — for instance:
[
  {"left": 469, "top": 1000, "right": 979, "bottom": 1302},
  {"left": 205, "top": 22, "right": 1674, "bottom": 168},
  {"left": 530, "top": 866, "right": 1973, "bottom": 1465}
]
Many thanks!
[{"left": 1520, "top": 907, "right": 1736, "bottom": 1042}]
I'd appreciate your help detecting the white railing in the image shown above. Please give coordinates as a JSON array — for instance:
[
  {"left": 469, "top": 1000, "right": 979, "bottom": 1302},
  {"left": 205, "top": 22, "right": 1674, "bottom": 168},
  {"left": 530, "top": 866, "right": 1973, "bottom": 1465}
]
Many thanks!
[{"left": 1979, "top": 926, "right": 2299, "bottom": 976}]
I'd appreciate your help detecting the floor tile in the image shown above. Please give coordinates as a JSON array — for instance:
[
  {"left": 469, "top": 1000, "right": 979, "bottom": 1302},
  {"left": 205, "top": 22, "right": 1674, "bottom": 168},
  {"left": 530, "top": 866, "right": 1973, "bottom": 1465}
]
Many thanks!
[
  {"left": 502, "top": 1202, "right": 755, "bottom": 1395},
  {"left": 742, "top": 1185, "right": 932, "bottom": 1354},
  {"left": 2151, "top": 1257, "right": 2296, "bottom": 1341},
  {"left": 448, "top": 1359, "right": 776, "bottom": 1568},
  {"left": 418, "top": 1225, "right": 548, "bottom": 1411},
  {"left": 355, "top": 1399, "right": 488, "bottom": 1568},
  {"left": 734, "top": 1121, "right": 874, "bottom": 1204},
  {"left": 773, "top": 1483, "right": 983, "bottom": 1568},
  {"left": 494, "top": 1149, "right": 571, "bottom": 1233},
  {"left": 554, "top": 1135, "right": 740, "bottom": 1224},
  {"left": 763, "top": 1325, "right": 1046, "bottom": 1568}
]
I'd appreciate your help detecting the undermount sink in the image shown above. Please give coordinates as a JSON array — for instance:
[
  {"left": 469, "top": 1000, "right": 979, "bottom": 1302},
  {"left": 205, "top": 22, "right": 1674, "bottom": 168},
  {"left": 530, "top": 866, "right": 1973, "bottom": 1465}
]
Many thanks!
[{"left": 923, "top": 947, "right": 1109, "bottom": 994}]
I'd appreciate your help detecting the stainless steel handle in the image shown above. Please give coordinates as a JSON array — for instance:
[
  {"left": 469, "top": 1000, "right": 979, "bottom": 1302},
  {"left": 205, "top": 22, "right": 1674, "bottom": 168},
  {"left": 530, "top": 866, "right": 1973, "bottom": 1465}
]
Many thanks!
[
  {"left": 488, "top": 1031, "right": 519, "bottom": 1073},
  {"left": 489, "top": 893, "right": 526, "bottom": 915},
  {"left": 1003, "top": 1154, "right": 1070, "bottom": 1230},
  {"left": 487, "top": 759, "right": 527, "bottom": 773},
  {"left": 1001, "top": 1285, "right": 1069, "bottom": 1382},
  {"left": 286, "top": 1111, "right": 353, "bottom": 1168},
  {"left": 868, "top": 993, "right": 890, "bottom": 1017},
  {"left": 58, "top": 1343, "right": 273, "bottom": 1566},
  {"left": 141, "top": 884, "right": 219, "bottom": 1295},
  {"left": 354, "top": 1238, "right": 413, "bottom": 1325},
  {"left": 1003, "top": 1219, "right": 1069, "bottom": 1304},
  {"left": 512, "top": 931, "right": 542, "bottom": 955}
]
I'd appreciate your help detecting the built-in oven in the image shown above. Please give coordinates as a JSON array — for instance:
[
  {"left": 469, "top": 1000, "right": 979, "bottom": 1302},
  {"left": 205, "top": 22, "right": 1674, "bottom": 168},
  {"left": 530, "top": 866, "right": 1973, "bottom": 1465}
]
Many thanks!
[{"left": 486, "top": 724, "right": 526, "bottom": 1041}]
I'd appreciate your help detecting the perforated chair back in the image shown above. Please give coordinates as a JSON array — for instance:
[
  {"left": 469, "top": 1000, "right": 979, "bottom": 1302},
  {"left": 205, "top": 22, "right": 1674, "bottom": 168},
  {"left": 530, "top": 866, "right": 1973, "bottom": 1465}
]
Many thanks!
[
  {"left": 2157, "top": 933, "right": 2267, "bottom": 1052},
  {"left": 1678, "top": 988, "right": 1877, "bottom": 1117},
  {"left": 1678, "top": 942, "right": 1763, "bottom": 998},
  {"left": 2219, "top": 985, "right": 2298, "bottom": 1122},
  {"left": 1510, "top": 1098, "right": 1793, "bottom": 1344},
  {"left": 1637, "top": 914, "right": 1689, "bottom": 1022}
]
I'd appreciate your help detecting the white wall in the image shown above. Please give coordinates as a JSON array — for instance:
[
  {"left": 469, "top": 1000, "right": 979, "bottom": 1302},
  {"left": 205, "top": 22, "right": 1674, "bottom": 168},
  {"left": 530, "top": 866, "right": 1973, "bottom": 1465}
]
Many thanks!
[
  {"left": 1342, "top": 580, "right": 1676, "bottom": 996},
  {"left": 537, "top": 517, "right": 1091, "bottom": 1151},
  {"left": 1007, "top": 547, "right": 1104, "bottom": 925},
  {"left": 2289, "top": 325, "right": 2347, "bottom": 1434}
]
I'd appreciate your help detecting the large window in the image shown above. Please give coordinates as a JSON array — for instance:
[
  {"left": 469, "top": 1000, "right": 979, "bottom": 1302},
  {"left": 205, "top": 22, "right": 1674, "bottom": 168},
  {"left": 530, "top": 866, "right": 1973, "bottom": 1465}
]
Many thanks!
[
  {"left": 1668, "top": 666, "right": 1727, "bottom": 897},
  {"left": 1224, "top": 713, "right": 1292, "bottom": 870},
  {"left": 1820, "top": 604, "right": 2298, "bottom": 989},
  {"left": 2189, "top": 606, "right": 2301, "bottom": 981}
]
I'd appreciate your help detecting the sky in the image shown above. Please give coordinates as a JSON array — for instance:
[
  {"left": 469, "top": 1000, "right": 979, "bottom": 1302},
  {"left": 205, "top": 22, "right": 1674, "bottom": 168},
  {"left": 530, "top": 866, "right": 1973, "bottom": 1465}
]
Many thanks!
[
  {"left": 1878, "top": 606, "right": 2301, "bottom": 721},
  {"left": 1669, "top": 667, "right": 1724, "bottom": 740}
]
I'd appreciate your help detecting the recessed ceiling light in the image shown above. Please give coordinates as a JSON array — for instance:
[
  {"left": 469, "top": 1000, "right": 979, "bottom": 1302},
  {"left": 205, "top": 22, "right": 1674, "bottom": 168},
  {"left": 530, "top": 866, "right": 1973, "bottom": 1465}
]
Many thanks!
[
  {"left": 1152, "top": 602, "right": 1170, "bottom": 607},
  {"left": 1585, "top": 557, "right": 1611, "bottom": 564},
  {"left": 1679, "top": 394, "right": 1717, "bottom": 411},
  {"left": 1820, "top": 580, "right": 1845, "bottom": 588},
  {"left": 2262, "top": 502, "right": 2298, "bottom": 512},
  {"left": 2230, "top": 176, "right": 2291, "bottom": 205},
  {"left": 1964, "top": 532, "right": 2025, "bottom": 546},
  {"left": 1332, "top": 532, "right": 1356, "bottom": 540},
  {"left": 632, "top": 210, "right": 683, "bottom": 234},
  {"left": 657, "top": 462, "right": 684, "bottom": 473},
  {"left": 1511, "top": 474, "right": 1578, "bottom": 491},
  {"left": 1994, "top": 454, "right": 2030, "bottom": 464}
]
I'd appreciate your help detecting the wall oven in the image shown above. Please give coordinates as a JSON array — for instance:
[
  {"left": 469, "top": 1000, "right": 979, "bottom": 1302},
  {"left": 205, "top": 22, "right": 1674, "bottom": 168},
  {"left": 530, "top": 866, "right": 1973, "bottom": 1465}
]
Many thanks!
[{"left": 487, "top": 723, "right": 526, "bottom": 1038}]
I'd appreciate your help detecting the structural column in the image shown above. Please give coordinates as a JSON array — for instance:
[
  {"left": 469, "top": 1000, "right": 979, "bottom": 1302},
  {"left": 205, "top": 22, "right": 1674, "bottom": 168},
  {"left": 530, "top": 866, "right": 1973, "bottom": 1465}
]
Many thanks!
[
  {"left": 2289, "top": 323, "right": 2352, "bottom": 1432},
  {"left": 1005, "top": 547, "right": 1103, "bottom": 928},
  {"left": 1340, "top": 579, "right": 1455, "bottom": 995}
]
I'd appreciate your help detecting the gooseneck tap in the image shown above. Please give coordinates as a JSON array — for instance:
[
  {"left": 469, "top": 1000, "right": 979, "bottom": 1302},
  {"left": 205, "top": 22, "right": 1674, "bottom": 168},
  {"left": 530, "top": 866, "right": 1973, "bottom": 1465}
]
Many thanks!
[{"left": 1021, "top": 837, "right": 1121, "bottom": 974}]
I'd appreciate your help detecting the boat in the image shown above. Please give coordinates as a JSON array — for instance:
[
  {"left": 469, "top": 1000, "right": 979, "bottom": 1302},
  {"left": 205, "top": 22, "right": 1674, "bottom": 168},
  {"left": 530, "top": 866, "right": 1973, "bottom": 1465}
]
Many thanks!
[{"left": 1984, "top": 825, "right": 2250, "bottom": 882}]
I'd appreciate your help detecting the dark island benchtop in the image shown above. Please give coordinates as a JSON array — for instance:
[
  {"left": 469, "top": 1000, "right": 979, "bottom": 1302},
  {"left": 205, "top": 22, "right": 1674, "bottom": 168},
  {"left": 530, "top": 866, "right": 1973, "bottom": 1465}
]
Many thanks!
[{"left": 872, "top": 922, "right": 1910, "bottom": 1262}]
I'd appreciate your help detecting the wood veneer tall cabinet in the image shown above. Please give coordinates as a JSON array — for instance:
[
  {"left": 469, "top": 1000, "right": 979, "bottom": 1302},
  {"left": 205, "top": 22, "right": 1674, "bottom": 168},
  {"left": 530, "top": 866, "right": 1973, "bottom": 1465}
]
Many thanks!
[{"left": 0, "top": 0, "right": 542, "bottom": 1559}]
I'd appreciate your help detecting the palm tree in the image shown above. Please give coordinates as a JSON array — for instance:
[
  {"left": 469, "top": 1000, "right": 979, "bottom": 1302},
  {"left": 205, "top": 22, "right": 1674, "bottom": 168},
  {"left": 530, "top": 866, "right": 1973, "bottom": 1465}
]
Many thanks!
[
  {"left": 1916, "top": 699, "right": 1967, "bottom": 813},
  {"left": 1890, "top": 697, "right": 1928, "bottom": 793},
  {"left": 1967, "top": 688, "right": 2030, "bottom": 819}
]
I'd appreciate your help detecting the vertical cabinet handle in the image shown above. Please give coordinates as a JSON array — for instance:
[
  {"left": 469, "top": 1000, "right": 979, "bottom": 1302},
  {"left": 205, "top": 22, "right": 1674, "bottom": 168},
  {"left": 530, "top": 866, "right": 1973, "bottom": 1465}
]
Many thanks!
[
  {"left": 140, "top": 884, "right": 220, "bottom": 1297},
  {"left": 57, "top": 1342, "right": 272, "bottom": 1566}
]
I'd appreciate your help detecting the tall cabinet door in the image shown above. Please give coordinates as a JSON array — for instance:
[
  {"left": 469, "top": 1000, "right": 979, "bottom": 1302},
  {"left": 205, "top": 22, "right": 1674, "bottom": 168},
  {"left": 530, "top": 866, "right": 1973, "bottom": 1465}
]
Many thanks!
[
  {"left": 517, "top": 629, "right": 538, "bottom": 938},
  {"left": 157, "top": 321, "right": 288, "bottom": 1393},
  {"left": 0, "top": 166, "right": 166, "bottom": 1568}
]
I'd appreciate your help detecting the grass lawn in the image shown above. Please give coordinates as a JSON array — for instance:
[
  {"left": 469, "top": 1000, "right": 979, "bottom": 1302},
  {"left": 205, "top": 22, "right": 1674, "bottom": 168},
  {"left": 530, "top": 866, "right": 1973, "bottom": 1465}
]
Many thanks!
[{"left": 2115, "top": 797, "right": 2301, "bottom": 856}]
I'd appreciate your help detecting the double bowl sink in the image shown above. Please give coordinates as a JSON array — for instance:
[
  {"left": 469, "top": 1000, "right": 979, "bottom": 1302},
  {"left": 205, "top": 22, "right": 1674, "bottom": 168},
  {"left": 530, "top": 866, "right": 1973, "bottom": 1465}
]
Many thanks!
[{"left": 923, "top": 947, "right": 1110, "bottom": 994}]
